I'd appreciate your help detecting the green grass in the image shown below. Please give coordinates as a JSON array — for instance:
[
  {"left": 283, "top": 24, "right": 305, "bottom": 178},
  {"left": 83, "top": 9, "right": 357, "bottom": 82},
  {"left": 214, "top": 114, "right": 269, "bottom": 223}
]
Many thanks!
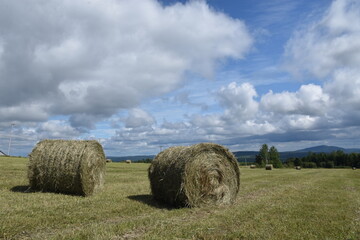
[{"left": 1, "top": 157, "right": 359, "bottom": 240}]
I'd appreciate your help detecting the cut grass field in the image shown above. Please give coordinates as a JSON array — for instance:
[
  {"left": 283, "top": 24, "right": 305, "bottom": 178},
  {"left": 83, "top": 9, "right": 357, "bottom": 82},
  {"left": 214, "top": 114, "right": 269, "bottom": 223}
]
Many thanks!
[{"left": 1, "top": 157, "right": 359, "bottom": 240}]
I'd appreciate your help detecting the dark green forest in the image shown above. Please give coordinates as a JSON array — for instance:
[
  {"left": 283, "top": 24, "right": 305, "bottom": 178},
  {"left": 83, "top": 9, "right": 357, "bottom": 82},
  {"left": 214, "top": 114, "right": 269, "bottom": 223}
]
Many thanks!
[{"left": 285, "top": 150, "right": 360, "bottom": 168}]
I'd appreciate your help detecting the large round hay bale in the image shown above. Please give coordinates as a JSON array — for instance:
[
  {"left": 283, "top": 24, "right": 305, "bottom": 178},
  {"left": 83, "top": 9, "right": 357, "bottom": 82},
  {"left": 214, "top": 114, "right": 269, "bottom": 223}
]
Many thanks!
[
  {"left": 265, "top": 164, "right": 273, "bottom": 170},
  {"left": 148, "top": 143, "right": 240, "bottom": 208},
  {"left": 125, "top": 159, "right": 132, "bottom": 164},
  {"left": 28, "top": 140, "right": 106, "bottom": 196}
]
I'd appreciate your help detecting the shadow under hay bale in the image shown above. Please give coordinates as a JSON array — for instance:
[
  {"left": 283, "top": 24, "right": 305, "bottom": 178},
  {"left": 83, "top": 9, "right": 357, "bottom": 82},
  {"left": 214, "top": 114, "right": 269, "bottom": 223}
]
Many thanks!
[
  {"left": 10, "top": 185, "right": 32, "bottom": 193},
  {"left": 28, "top": 140, "right": 106, "bottom": 196},
  {"left": 148, "top": 143, "right": 240, "bottom": 208},
  {"left": 127, "top": 194, "right": 174, "bottom": 210},
  {"left": 265, "top": 164, "right": 273, "bottom": 170}
]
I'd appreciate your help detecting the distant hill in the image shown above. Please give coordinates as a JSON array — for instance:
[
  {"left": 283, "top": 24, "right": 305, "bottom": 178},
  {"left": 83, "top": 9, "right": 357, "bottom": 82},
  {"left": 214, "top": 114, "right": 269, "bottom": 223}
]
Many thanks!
[
  {"left": 295, "top": 145, "right": 345, "bottom": 152},
  {"left": 295, "top": 145, "right": 360, "bottom": 154},
  {"left": 232, "top": 151, "right": 258, "bottom": 162},
  {"left": 107, "top": 145, "right": 360, "bottom": 162}
]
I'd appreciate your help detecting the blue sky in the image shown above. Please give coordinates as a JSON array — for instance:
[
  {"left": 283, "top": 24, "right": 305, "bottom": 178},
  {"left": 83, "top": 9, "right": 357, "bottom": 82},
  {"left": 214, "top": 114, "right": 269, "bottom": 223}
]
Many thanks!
[{"left": 0, "top": 0, "right": 360, "bottom": 156}]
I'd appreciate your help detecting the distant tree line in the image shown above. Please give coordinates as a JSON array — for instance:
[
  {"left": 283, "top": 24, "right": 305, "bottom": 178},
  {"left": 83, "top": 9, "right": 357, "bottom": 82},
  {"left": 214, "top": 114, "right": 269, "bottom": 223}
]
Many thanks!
[
  {"left": 285, "top": 150, "right": 360, "bottom": 168},
  {"left": 137, "top": 158, "right": 153, "bottom": 163}
]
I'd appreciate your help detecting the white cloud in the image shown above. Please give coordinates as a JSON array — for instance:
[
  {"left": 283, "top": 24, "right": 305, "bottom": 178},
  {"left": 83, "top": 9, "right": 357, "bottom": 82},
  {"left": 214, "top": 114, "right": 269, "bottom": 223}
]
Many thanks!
[
  {"left": 325, "top": 69, "right": 360, "bottom": 108},
  {"left": 218, "top": 82, "right": 259, "bottom": 121},
  {"left": 284, "top": 0, "right": 360, "bottom": 78},
  {"left": 282, "top": 0, "right": 360, "bottom": 132},
  {"left": 36, "top": 120, "right": 80, "bottom": 139},
  {"left": 3, "top": 0, "right": 360, "bottom": 156},
  {"left": 125, "top": 109, "right": 156, "bottom": 128},
  {"left": 261, "top": 84, "right": 330, "bottom": 116},
  {"left": 0, "top": 0, "right": 252, "bottom": 128}
]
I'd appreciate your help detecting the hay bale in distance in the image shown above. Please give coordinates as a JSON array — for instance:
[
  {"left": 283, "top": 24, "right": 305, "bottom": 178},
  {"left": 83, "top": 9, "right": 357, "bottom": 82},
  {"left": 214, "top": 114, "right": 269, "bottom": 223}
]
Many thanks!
[
  {"left": 125, "top": 159, "right": 132, "bottom": 164},
  {"left": 353, "top": 167, "right": 356, "bottom": 170},
  {"left": 295, "top": 166, "right": 301, "bottom": 170},
  {"left": 265, "top": 164, "right": 273, "bottom": 170},
  {"left": 148, "top": 143, "right": 240, "bottom": 208},
  {"left": 28, "top": 140, "right": 106, "bottom": 196},
  {"left": 106, "top": 159, "right": 112, "bottom": 163},
  {"left": 250, "top": 165, "right": 256, "bottom": 169}
]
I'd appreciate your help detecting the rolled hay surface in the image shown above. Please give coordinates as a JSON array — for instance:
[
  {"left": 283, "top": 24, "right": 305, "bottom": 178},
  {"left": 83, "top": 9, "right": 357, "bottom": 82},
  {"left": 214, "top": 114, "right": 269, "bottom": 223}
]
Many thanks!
[
  {"left": 148, "top": 143, "right": 240, "bottom": 208},
  {"left": 250, "top": 165, "right": 256, "bottom": 169},
  {"left": 28, "top": 140, "right": 106, "bottom": 196},
  {"left": 125, "top": 160, "right": 132, "bottom": 164},
  {"left": 265, "top": 164, "right": 273, "bottom": 170},
  {"left": 295, "top": 166, "right": 301, "bottom": 170}
]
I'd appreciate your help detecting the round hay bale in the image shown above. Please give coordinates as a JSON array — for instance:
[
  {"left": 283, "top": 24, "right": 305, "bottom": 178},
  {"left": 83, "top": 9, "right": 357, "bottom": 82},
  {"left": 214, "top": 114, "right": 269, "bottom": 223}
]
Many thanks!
[
  {"left": 148, "top": 143, "right": 240, "bottom": 208},
  {"left": 295, "top": 166, "right": 301, "bottom": 170},
  {"left": 265, "top": 164, "right": 273, "bottom": 170},
  {"left": 125, "top": 159, "right": 132, "bottom": 164},
  {"left": 250, "top": 164, "right": 256, "bottom": 169},
  {"left": 352, "top": 167, "right": 356, "bottom": 170},
  {"left": 106, "top": 159, "right": 112, "bottom": 163},
  {"left": 28, "top": 140, "right": 106, "bottom": 196}
]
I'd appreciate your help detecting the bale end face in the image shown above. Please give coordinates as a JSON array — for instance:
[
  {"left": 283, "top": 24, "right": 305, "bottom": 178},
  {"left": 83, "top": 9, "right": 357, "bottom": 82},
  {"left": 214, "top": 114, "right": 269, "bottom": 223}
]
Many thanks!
[
  {"left": 265, "top": 164, "right": 273, "bottom": 170},
  {"left": 148, "top": 143, "right": 240, "bottom": 208}
]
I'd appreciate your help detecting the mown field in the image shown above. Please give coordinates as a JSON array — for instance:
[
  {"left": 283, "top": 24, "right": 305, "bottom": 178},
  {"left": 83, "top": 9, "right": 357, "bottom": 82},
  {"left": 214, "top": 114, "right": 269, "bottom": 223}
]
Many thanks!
[{"left": 1, "top": 157, "right": 359, "bottom": 240}]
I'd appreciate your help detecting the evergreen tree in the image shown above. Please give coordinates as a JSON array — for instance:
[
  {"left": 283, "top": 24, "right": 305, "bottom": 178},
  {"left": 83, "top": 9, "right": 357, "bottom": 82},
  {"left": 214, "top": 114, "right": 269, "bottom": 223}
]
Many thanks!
[
  {"left": 257, "top": 144, "right": 269, "bottom": 167},
  {"left": 269, "top": 146, "right": 282, "bottom": 168},
  {"left": 294, "top": 157, "right": 302, "bottom": 167},
  {"left": 255, "top": 154, "right": 264, "bottom": 167}
]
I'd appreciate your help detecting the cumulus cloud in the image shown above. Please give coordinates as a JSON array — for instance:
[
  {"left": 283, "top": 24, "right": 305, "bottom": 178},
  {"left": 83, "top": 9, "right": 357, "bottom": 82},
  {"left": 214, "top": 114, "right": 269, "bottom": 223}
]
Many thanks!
[
  {"left": 324, "top": 69, "right": 360, "bottom": 126},
  {"left": 261, "top": 84, "right": 330, "bottom": 116},
  {"left": 125, "top": 109, "right": 156, "bottom": 128},
  {"left": 284, "top": 0, "right": 360, "bottom": 129},
  {"left": 103, "top": 0, "right": 360, "bottom": 155},
  {"left": 0, "top": 0, "right": 252, "bottom": 129},
  {"left": 3, "top": 0, "right": 360, "bottom": 156},
  {"left": 36, "top": 120, "right": 81, "bottom": 139},
  {"left": 218, "top": 82, "right": 259, "bottom": 121},
  {"left": 284, "top": 0, "right": 360, "bottom": 78}
]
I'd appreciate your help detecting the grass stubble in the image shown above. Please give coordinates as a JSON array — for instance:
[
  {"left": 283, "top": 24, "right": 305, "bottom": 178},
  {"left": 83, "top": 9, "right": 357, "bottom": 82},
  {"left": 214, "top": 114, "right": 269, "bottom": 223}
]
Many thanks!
[{"left": 0, "top": 157, "right": 359, "bottom": 239}]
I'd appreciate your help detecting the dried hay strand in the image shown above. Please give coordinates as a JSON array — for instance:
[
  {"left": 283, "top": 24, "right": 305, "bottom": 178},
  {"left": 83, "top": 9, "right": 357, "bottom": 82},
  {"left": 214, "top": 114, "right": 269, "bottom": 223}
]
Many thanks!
[
  {"left": 28, "top": 140, "right": 106, "bottom": 196},
  {"left": 125, "top": 160, "right": 132, "bottom": 164},
  {"left": 148, "top": 143, "right": 240, "bottom": 208},
  {"left": 250, "top": 165, "right": 256, "bottom": 169},
  {"left": 265, "top": 164, "right": 273, "bottom": 170}
]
